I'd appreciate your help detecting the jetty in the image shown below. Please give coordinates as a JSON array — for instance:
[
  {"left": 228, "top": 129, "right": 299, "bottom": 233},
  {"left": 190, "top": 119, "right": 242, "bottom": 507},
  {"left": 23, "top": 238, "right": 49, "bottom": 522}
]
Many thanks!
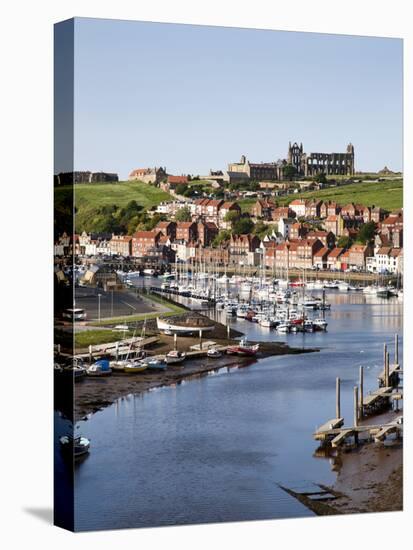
[{"left": 313, "top": 334, "right": 403, "bottom": 449}]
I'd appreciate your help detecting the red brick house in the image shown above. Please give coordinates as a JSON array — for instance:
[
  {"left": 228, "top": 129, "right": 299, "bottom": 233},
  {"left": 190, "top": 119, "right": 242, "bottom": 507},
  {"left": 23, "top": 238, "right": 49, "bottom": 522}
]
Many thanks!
[
  {"left": 155, "top": 220, "right": 177, "bottom": 241},
  {"left": 176, "top": 221, "right": 198, "bottom": 242},
  {"left": 313, "top": 246, "right": 330, "bottom": 269},
  {"left": 348, "top": 243, "right": 373, "bottom": 269},
  {"left": 132, "top": 230, "right": 162, "bottom": 257},
  {"left": 306, "top": 230, "right": 336, "bottom": 249},
  {"left": 197, "top": 221, "right": 219, "bottom": 246}
]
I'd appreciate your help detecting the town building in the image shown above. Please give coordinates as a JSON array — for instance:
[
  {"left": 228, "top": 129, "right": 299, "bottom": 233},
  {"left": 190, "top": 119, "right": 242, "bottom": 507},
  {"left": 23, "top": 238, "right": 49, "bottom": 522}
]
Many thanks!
[{"left": 128, "top": 167, "right": 167, "bottom": 184}]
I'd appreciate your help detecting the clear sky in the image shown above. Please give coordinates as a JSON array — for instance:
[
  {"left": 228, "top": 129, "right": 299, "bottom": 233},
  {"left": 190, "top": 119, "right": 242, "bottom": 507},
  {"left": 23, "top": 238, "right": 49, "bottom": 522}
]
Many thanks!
[{"left": 70, "top": 18, "right": 403, "bottom": 179}]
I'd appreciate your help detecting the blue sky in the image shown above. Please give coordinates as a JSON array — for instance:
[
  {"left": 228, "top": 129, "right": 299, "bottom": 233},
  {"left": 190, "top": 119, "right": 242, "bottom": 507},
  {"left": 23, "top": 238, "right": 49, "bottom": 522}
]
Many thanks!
[{"left": 70, "top": 18, "right": 403, "bottom": 179}]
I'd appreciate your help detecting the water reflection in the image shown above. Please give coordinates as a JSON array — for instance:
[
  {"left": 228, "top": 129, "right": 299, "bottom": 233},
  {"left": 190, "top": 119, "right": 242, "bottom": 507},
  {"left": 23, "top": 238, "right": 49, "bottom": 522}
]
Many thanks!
[{"left": 71, "top": 287, "right": 402, "bottom": 531}]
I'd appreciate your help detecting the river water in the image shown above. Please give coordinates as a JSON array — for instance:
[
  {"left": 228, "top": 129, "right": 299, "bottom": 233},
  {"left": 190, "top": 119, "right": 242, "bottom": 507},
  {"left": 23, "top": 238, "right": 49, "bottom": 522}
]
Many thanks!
[{"left": 66, "top": 286, "right": 403, "bottom": 531}]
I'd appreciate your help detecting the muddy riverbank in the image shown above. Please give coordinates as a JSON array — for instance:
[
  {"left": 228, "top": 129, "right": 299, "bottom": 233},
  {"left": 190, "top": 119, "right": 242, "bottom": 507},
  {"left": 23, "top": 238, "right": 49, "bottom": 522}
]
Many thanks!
[
  {"left": 70, "top": 339, "right": 318, "bottom": 420},
  {"left": 281, "top": 409, "right": 403, "bottom": 516}
]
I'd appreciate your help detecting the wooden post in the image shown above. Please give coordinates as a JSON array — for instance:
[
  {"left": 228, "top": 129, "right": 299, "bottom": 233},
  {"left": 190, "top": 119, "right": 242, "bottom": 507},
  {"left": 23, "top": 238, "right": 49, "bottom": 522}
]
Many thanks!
[
  {"left": 386, "top": 351, "right": 390, "bottom": 387},
  {"left": 57, "top": 343, "right": 61, "bottom": 357},
  {"left": 227, "top": 324, "right": 230, "bottom": 340},
  {"left": 115, "top": 341, "right": 119, "bottom": 361},
  {"left": 395, "top": 333, "right": 399, "bottom": 365},
  {"left": 359, "top": 366, "right": 364, "bottom": 418},
  {"left": 383, "top": 343, "right": 387, "bottom": 371},
  {"left": 89, "top": 344, "right": 93, "bottom": 364},
  {"left": 174, "top": 333, "right": 177, "bottom": 351},
  {"left": 199, "top": 329, "right": 203, "bottom": 350},
  {"left": 336, "top": 377, "right": 341, "bottom": 419},
  {"left": 354, "top": 386, "right": 359, "bottom": 427}
]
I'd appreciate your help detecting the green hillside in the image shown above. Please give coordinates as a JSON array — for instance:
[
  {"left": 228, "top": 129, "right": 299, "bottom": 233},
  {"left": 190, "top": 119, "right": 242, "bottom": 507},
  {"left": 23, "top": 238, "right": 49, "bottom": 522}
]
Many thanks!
[
  {"left": 279, "top": 179, "right": 403, "bottom": 211},
  {"left": 55, "top": 180, "right": 171, "bottom": 233}
]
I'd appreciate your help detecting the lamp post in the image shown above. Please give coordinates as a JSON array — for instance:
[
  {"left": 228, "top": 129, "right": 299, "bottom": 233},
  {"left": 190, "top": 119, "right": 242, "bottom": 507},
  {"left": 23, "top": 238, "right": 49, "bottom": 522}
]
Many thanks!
[{"left": 98, "top": 293, "right": 102, "bottom": 323}]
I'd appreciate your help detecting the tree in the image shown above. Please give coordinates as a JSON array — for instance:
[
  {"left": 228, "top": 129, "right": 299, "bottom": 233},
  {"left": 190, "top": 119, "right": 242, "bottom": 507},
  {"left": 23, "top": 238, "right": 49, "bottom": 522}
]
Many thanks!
[
  {"left": 254, "top": 221, "right": 272, "bottom": 239},
  {"left": 224, "top": 210, "right": 241, "bottom": 225},
  {"left": 175, "top": 183, "right": 187, "bottom": 195},
  {"left": 212, "top": 229, "right": 231, "bottom": 247},
  {"left": 175, "top": 206, "right": 192, "bottom": 222},
  {"left": 337, "top": 235, "right": 352, "bottom": 249},
  {"left": 283, "top": 164, "right": 297, "bottom": 181},
  {"left": 232, "top": 217, "right": 254, "bottom": 235},
  {"left": 356, "top": 221, "right": 376, "bottom": 244}
]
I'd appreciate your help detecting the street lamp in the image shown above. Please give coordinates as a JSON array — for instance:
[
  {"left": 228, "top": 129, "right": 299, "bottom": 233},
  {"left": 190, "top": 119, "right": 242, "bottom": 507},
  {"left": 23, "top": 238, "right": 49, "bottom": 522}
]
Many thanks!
[{"left": 98, "top": 293, "right": 102, "bottom": 323}]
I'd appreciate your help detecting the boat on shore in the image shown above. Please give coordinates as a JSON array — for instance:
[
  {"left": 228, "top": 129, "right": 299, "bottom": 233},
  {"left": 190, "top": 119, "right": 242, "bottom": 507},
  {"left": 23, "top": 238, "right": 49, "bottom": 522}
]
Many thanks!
[
  {"left": 207, "top": 347, "right": 222, "bottom": 358},
  {"left": 157, "top": 317, "right": 215, "bottom": 335},
  {"left": 165, "top": 350, "right": 186, "bottom": 365},
  {"left": 227, "top": 339, "right": 259, "bottom": 357},
  {"left": 123, "top": 360, "right": 148, "bottom": 373},
  {"left": 87, "top": 359, "right": 112, "bottom": 377}
]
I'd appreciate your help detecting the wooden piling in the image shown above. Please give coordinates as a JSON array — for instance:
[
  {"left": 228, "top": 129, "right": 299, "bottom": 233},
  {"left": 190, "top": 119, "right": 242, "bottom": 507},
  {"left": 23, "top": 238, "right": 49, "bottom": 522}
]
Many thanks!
[
  {"left": 359, "top": 366, "right": 364, "bottom": 418},
  {"left": 386, "top": 351, "right": 390, "bottom": 387},
  {"left": 173, "top": 333, "right": 177, "bottom": 351},
  {"left": 336, "top": 377, "right": 341, "bottom": 419},
  {"left": 88, "top": 344, "right": 93, "bottom": 364},
  {"left": 227, "top": 324, "right": 230, "bottom": 340},
  {"left": 354, "top": 386, "right": 359, "bottom": 427},
  {"left": 395, "top": 333, "right": 399, "bottom": 365},
  {"left": 199, "top": 329, "right": 203, "bottom": 350}
]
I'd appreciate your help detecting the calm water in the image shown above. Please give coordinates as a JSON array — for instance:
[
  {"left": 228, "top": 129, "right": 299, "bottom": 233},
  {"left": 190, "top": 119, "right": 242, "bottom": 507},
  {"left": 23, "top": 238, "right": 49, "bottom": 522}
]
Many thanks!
[{"left": 66, "top": 289, "right": 403, "bottom": 531}]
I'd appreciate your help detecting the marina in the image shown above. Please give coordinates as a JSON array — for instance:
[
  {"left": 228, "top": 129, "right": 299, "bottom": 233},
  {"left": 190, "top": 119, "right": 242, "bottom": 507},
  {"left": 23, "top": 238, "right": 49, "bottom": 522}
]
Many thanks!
[{"left": 55, "top": 280, "right": 404, "bottom": 530}]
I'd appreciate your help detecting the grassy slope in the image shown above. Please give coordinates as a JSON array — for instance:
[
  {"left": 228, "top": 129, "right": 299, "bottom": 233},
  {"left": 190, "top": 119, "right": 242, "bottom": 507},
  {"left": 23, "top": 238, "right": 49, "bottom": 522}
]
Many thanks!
[
  {"left": 55, "top": 180, "right": 172, "bottom": 228},
  {"left": 279, "top": 180, "right": 403, "bottom": 211},
  {"left": 239, "top": 179, "right": 403, "bottom": 213}
]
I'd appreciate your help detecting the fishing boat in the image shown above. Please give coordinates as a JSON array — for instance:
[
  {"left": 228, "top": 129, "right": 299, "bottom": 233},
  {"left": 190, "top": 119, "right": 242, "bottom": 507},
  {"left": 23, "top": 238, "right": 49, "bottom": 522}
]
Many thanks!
[
  {"left": 259, "top": 317, "right": 274, "bottom": 328},
  {"left": 226, "top": 338, "right": 259, "bottom": 356},
  {"left": 165, "top": 350, "right": 186, "bottom": 365},
  {"left": 59, "top": 435, "right": 90, "bottom": 459},
  {"left": 207, "top": 347, "right": 222, "bottom": 358},
  {"left": 86, "top": 359, "right": 112, "bottom": 376}
]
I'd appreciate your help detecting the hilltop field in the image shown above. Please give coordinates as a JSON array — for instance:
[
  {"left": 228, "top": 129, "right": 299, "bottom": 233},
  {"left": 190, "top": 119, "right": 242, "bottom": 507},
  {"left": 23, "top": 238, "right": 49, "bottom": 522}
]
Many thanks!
[
  {"left": 55, "top": 181, "right": 171, "bottom": 233},
  {"left": 280, "top": 179, "right": 403, "bottom": 211}
]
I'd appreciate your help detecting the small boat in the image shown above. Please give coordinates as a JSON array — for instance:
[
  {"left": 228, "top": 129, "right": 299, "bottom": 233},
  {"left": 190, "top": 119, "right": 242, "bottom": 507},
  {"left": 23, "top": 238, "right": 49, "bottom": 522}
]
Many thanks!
[
  {"left": 303, "top": 320, "right": 314, "bottom": 332},
  {"left": 59, "top": 435, "right": 90, "bottom": 459},
  {"left": 276, "top": 322, "right": 291, "bottom": 333},
  {"left": 207, "top": 347, "right": 222, "bottom": 358},
  {"left": 259, "top": 317, "right": 274, "bottom": 328},
  {"left": 313, "top": 318, "right": 328, "bottom": 331},
  {"left": 123, "top": 360, "right": 148, "bottom": 373},
  {"left": 227, "top": 338, "right": 259, "bottom": 356},
  {"left": 143, "top": 268, "right": 156, "bottom": 276},
  {"left": 165, "top": 350, "right": 187, "bottom": 365},
  {"left": 376, "top": 286, "right": 391, "bottom": 298},
  {"left": 86, "top": 359, "right": 112, "bottom": 376},
  {"left": 145, "top": 357, "right": 167, "bottom": 370}
]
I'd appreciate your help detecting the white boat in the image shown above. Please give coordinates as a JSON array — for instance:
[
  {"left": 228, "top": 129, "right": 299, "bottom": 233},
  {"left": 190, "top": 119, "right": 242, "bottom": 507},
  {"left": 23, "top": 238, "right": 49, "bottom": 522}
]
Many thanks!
[
  {"left": 259, "top": 317, "right": 274, "bottom": 328},
  {"left": 165, "top": 350, "right": 186, "bottom": 365},
  {"left": 59, "top": 435, "right": 90, "bottom": 459},
  {"left": 87, "top": 359, "right": 112, "bottom": 376},
  {"left": 276, "top": 322, "right": 291, "bottom": 333},
  {"left": 207, "top": 348, "right": 222, "bottom": 358},
  {"left": 143, "top": 268, "right": 156, "bottom": 276},
  {"left": 156, "top": 317, "right": 215, "bottom": 335},
  {"left": 313, "top": 318, "right": 328, "bottom": 330}
]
